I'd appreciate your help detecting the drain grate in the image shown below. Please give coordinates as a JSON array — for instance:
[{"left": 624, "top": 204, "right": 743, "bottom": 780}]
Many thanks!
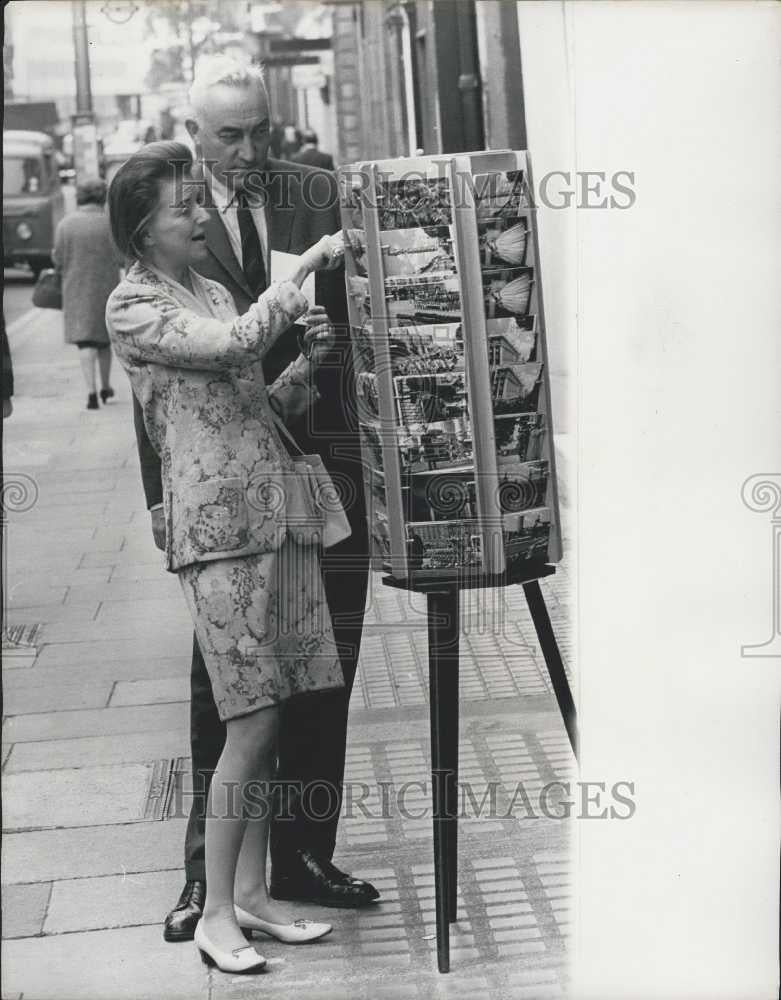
[
  {"left": 2, "top": 623, "right": 43, "bottom": 648},
  {"left": 142, "top": 756, "right": 189, "bottom": 820}
]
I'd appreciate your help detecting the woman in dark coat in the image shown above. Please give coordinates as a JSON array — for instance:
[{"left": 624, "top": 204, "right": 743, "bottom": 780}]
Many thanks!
[{"left": 52, "top": 178, "right": 121, "bottom": 410}]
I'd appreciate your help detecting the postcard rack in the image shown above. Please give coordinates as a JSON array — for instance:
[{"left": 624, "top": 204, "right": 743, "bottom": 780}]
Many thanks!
[{"left": 338, "top": 150, "right": 576, "bottom": 973}]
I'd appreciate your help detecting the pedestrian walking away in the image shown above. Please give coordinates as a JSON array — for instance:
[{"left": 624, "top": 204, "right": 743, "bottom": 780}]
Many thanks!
[
  {"left": 292, "top": 130, "right": 335, "bottom": 172},
  {"left": 52, "top": 177, "right": 120, "bottom": 410}
]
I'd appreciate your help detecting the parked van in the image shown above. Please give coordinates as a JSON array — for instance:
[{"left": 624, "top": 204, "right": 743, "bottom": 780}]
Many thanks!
[{"left": 3, "top": 130, "right": 65, "bottom": 278}]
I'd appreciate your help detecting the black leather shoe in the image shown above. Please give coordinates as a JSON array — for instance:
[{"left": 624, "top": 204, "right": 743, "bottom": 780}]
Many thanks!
[
  {"left": 316, "top": 856, "right": 380, "bottom": 901},
  {"left": 270, "top": 850, "right": 379, "bottom": 908},
  {"left": 163, "top": 879, "right": 206, "bottom": 942}
]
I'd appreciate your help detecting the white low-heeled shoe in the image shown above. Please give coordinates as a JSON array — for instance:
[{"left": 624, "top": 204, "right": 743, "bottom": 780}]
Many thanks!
[
  {"left": 194, "top": 920, "right": 267, "bottom": 973},
  {"left": 234, "top": 904, "right": 332, "bottom": 943}
]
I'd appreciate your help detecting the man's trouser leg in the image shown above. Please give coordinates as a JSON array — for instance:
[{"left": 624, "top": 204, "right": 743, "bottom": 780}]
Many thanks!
[
  {"left": 270, "top": 549, "right": 369, "bottom": 865},
  {"left": 184, "top": 633, "right": 226, "bottom": 882}
]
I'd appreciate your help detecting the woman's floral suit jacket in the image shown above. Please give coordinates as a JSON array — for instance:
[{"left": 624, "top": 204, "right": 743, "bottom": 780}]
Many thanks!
[{"left": 106, "top": 261, "right": 315, "bottom": 572}]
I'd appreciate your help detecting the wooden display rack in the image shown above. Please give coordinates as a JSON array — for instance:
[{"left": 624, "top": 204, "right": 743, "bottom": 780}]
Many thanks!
[{"left": 339, "top": 150, "right": 576, "bottom": 972}]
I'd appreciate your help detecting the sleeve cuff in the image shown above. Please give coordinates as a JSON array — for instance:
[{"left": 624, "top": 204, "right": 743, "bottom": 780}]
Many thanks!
[
  {"left": 271, "top": 279, "right": 309, "bottom": 320},
  {"left": 149, "top": 502, "right": 164, "bottom": 512}
]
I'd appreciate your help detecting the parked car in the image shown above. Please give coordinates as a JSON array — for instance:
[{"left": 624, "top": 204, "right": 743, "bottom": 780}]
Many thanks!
[{"left": 3, "top": 130, "right": 65, "bottom": 278}]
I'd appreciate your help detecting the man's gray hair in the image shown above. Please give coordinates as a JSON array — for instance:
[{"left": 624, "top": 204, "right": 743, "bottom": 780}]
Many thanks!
[{"left": 189, "top": 56, "right": 267, "bottom": 119}]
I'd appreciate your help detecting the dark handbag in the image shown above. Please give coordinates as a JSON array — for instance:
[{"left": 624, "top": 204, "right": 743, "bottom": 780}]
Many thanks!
[{"left": 32, "top": 268, "right": 62, "bottom": 310}]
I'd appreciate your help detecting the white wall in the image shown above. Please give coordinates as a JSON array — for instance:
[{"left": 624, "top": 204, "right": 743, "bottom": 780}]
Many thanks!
[
  {"left": 516, "top": 2, "right": 577, "bottom": 437},
  {"left": 517, "top": 2, "right": 781, "bottom": 997}
]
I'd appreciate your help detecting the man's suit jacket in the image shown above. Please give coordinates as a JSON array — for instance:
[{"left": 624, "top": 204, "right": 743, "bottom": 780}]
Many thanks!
[
  {"left": 133, "top": 158, "right": 363, "bottom": 541},
  {"left": 292, "top": 147, "right": 336, "bottom": 172},
  {"left": 112, "top": 262, "right": 315, "bottom": 571}
]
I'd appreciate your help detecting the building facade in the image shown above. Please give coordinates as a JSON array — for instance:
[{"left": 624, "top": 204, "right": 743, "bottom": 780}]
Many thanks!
[{"left": 330, "top": 0, "right": 527, "bottom": 163}]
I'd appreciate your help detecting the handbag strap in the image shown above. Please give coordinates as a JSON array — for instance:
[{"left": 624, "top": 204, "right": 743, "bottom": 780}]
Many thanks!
[{"left": 271, "top": 410, "right": 306, "bottom": 457}]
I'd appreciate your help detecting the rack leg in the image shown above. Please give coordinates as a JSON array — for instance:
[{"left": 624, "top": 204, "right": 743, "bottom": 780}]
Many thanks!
[
  {"left": 427, "top": 586, "right": 460, "bottom": 972},
  {"left": 522, "top": 579, "right": 578, "bottom": 759}
]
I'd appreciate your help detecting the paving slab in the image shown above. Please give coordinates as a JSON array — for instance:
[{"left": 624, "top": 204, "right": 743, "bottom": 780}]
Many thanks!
[
  {"left": 108, "top": 562, "right": 184, "bottom": 582},
  {"left": 44, "top": 869, "right": 184, "bottom": 935},
  {"left": 33, "top": 633, "right": 191, "bottom": 667},
  {"left": 109, "top": 677, "right": 189, "bottom": 707},
  {"left": 4, "top": 731, "right": 189, "bottom": 774},
  {"left": 2, "top": 657, "right": 189, "bottom": 692},
  {"left": 3, "top": 702, "right": 188, "bottom": 743},
  {"left": 1, "top": 820, "right": 187, "bottom": 885},
  {"left": 1, "top": 881, "right": 52, "bottom": 938},
  {"left": 1, "top": 925, "right": 209, "bottom": 1000},
  {"left": 64, "top": 578, "right": 181, "bottom": 605},
  {"left": 3, "top": 602, "right": 100, "bottom": 625},
  {"left": 3, "top": 763, "right": 154, "bottom": 831},
  {"left": 95, "top": 595, "right": 189, "bottom": 623},
  {"left": 39, "top": 614, "right": 192, "bottom": 643},
  {"left": 5, "top": 584, "right": 69, "bottom": 608},
  {"left": 3, "top": 680, "right": 112, "bottom": 716}
]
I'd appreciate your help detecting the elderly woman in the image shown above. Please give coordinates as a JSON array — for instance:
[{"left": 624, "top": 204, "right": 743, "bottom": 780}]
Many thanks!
[
  {"left": 53, "top": 177, "right": 120, "bottom": 409},
  {"left": 106, "top": 141, "right": 344, "bottom": 973}
]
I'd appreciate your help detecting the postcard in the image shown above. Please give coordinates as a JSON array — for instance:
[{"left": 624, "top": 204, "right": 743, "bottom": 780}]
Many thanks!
[
  {"left": 402, "top": 459, "right": 548, "bottom": 524},
  {"left": 349, "top": 323, "right": 376, "bottom": 374},
  {"left": 346, "top": 274, "right": 373, "bottom": 326},
  {"left": 387, "top": 322, "right": 464, "bottom": 377},
  {"left": 363, "top": 468, "right": 392, "bottom": 563},
  {"left": 378, "top": 225, "right": 456, "bottom": 277},
  {"left": 493, "top": 412, "right": 546, "bottom": 464},
  {"left": 359, "top": 421, "right": 385, "bottom": 471},
  {"left": 393, "top": 371, "right": 469, "bottom": 427},
  {"left": 270, "top": 249, "right": 315, "bottom": 304},
  {"left": 472, "top": 169, "right": 530, "bottom": 220},
  {"left": 405, "top": 519, "right": 483, "bottom": 573},
  {"left": 496, "top": 461, "right": 549, "bottom": 513},
  {"left": 340, "top": 178, "right": 365, "bottom": 230},
  {"left": 491, "top": 362, "right": 544, "bottom": 414},
  {"left": 355, "top": 371, "right": 381, "bottom": 423},
  {"left": 405, "top": 468, "right": 478, "bottom": 523},
  {"left": 384, "top": 272, "right": 462, "bottom": 324},
  {"left": 376, "top": 176, "right": 452, "bottom": 229},
  {"left": 398, "top": 420, "right": 474, "bottom": 473},
  {"left": 483, "top": 266, "right": 534, "bottom": 319},
  {"left": 360, "top": 416, "right": 476, "bottom": 480},
  {"left": 503, "top": 508, "right": 551, "bottom": 566},
  {"left": 343, "top": 227, "right": 367, "bottom": 278},
  {"left": 478, "top": 216, "right": 531, "bottom": 268},
  {"left": 487, "top": 317, "right": 538, "bottom": 365}
]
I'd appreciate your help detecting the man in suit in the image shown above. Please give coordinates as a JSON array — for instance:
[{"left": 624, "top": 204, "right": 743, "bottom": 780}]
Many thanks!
[
  {"left": 131, "top": 57, "right": 376, "bottom": 942},
  {"left": 292, "top": 129, "right": 336, "bottom": 172}
]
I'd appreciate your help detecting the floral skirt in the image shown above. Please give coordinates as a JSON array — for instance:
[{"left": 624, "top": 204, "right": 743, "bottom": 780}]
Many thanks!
[{"left": 178, "top": 535, "right": 344, "bottom": 721}]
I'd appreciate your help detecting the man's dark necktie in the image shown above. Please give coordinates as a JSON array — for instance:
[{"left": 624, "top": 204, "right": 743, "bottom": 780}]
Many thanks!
[{"left": 236, "top": 191, "right": 267, "bottom": 295}]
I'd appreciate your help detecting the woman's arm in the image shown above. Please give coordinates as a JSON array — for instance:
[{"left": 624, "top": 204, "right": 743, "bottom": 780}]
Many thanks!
[
  {"left": 107, "top": 279, "right": 307, "bottom": 372},
  {"left": 267, "top": 353, "right": 319, "bottom": 424},
  {"left": 267, "top": 304, "right": 335, "bottom": 422}
]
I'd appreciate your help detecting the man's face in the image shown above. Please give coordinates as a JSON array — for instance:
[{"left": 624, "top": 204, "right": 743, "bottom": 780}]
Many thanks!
[{"left": 187, "top": 82, "right": 272, "bottom": 192}]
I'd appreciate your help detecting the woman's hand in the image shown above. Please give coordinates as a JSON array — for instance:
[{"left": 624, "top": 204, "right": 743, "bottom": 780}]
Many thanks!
[
  {"left": 301, "top": 233, "right": 345, "bottom": 275},
  {"left": 299, "top": 305, "right": 334, "bottom": 367}
]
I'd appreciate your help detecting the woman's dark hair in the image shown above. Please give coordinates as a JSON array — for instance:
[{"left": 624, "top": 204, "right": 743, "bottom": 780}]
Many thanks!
[
  {"left": 76, "top": 177, "right": 107, "bottom": 206},
  {"left": 107, "top": 140, "right": 193, "bottom": 260}
]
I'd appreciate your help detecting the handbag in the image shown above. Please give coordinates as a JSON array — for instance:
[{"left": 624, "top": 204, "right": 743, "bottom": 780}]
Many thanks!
[
  {"left": 32, "top": 268, "right": 62, "bottom": 310},
  {"left": 272, "top": 414, "right": 352, "bottom": 549}
]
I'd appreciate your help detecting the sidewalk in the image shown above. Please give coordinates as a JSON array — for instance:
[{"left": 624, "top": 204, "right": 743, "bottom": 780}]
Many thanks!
[{"left": 2, "top": 305, "right": 575, "bottom": 1000}]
